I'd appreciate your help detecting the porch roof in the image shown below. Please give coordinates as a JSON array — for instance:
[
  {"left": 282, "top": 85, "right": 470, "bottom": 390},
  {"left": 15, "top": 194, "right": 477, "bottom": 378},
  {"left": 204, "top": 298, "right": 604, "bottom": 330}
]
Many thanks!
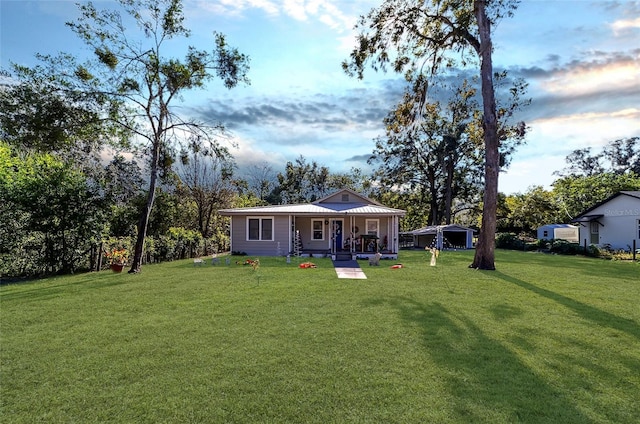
[{"left": 219, "top": 202, "right": 405, "bottom": 216}]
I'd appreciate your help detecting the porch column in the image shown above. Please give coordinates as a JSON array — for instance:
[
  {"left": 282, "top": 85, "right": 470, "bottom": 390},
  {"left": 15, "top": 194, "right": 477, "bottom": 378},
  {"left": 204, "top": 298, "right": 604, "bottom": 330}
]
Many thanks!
[
  {"left": 393, "top": 216, "right": 398, "bottom": 254},
  {"left": 350, "top": 215, "right": 355, "bottom": 254},
  {"left": 289, "top": 215, "right": 294, "bottom": 254}
]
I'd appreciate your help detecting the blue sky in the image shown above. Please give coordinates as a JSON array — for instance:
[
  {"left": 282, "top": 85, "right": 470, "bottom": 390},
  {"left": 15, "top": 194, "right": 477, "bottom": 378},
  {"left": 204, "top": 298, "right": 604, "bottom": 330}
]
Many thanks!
[{"left": 1, "top": 0, "right": 639, "bottom": 194}]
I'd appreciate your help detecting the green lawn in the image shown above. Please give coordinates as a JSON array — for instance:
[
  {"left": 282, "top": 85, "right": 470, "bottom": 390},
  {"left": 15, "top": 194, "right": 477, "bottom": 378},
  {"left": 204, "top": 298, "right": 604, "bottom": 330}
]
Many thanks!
[{"left": 1, "top": 250, "right": 639, "bottom": 423}]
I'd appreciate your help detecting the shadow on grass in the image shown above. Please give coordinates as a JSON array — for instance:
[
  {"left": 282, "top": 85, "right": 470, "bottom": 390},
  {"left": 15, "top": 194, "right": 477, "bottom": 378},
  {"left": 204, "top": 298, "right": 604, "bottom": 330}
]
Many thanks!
[
  {"left": 382, "top": 297, "right": 591, "bottom": 423},
  {"left": 0, "top": 272, "right": 127, "bottom": 302},
  {"left": 494, "top": 271, "right": 640, "bottom": 341},
  {"left": 496, "top": 250, "right": 638, "bottom": 279}
]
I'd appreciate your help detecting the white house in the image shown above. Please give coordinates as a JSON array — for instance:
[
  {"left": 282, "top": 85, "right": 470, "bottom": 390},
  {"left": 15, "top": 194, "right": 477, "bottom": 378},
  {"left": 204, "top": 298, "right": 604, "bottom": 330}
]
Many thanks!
[
  {"left": 572, "top": 191, "right": 640, "bottom": 251},
  {"left": 537, "top": 224, "right": 579, "bottom": 242}
]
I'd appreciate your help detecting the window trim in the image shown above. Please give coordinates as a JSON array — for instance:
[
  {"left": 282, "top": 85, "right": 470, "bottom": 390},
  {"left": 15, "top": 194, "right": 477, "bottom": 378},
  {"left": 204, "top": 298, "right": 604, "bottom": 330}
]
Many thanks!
[
  {"left": 246, "top": 216, "right": 274, "bottom": 241},
  {"left": 311, "top": 219, "right": 324, "bottom": 241},
  {"left": 366, "top": 219, "right": 379, "bottom": 237}
]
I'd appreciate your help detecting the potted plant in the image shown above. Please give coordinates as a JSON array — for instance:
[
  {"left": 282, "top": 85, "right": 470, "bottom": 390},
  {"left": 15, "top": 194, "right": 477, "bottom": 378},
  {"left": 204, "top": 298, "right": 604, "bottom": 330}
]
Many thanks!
[{"left": 105, "top": 248, "right": 128, "bottom": 272}]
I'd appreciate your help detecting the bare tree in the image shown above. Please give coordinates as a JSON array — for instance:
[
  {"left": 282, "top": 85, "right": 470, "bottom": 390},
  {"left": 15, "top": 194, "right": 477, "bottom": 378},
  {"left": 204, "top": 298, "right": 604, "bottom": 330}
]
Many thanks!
[
  {"left": 177, "top": 139, "right": 235, "bottom": 239},
  {"left": 245, "top": 161, "right": 278, "bottom": 202}
]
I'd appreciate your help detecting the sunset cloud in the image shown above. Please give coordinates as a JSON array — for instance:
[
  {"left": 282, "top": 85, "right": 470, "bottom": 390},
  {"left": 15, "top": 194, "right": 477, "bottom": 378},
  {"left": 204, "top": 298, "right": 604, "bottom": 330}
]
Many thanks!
[{"left": 542, "top": 60, "right": 640, "bottom": 96}]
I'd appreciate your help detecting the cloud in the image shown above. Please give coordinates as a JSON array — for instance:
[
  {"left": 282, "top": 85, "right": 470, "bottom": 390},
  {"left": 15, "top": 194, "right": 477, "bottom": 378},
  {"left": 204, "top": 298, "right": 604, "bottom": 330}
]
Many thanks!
[
  {"left": 192, "top": 0, "right": 360, "bottom": 32},
  {"left": 525, "top": 109, "right": 639, "bottom": 157},
  {"left": 191, "top": 79, "right": 404, "bottom": 133},
  {"left": 542, "top": 59, "right": 639, "bottom": 97},
  {"left": 194, "top": 0, "right": 280, "bottom": 17},
  {"left": 507, "top": 50, "right": 640, "bottom": 124},
  {"left": 611, "top": 16, "right": 640, "bottom": 36}
]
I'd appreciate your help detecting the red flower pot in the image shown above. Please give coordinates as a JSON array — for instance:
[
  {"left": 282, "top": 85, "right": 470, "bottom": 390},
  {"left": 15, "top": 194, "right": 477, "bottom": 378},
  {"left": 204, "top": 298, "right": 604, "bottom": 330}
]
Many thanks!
[{"left": 110, "top": 264, "right": 124, "bottom": 273}]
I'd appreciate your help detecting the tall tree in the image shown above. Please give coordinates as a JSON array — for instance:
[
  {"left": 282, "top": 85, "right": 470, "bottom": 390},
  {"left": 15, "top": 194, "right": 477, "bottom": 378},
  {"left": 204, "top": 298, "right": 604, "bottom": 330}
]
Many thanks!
[
  {"left": 552, "top": 173, "right": 640, "bottom": 221},
  {"left": 554, "top": 148, "right": 605, "bottom": 177},
  {"left": 57, "top": 0, "right": 250, "bottom": 273},
  {"left": 0, "top": 70, "right": 120, "bottom": 156},
  {"left": 244, "top": 161, "right": 278, "bottom": 202},
  {"left": 274, "top": 156, "right": 331, "bottom": 204},
  {"left": 371, "top": 78, "right": 483, "bottom": 226},
  {"left": 603, "top": 137, "right": 639, "bottom": 175},
  {"left": 556, "top": 137, "right": 639, "bottom": 177},
  {"left": 498, "top": 186, "right": 562, "bottom": 234},
  {"left": 344, "top": 0, "right": 521, "bottom": 269},
  {"left": 176, "top": 138, "right": 235, "bottom": 239},
  {"left": 0, "top": 143, "right": 107, "bottom": 276}
]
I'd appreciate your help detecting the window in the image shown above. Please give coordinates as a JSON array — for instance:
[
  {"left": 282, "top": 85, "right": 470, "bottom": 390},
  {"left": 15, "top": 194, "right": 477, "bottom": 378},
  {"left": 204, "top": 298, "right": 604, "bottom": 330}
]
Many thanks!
[
  {"left": 312, "top": 219, "right": 324, "bottom": 240},
  {"left": 543, "top": 230, "right": 549, "bottom": 238},
  {"left": 247, "top": 217, "right": 273, "bottom": 241},
  {"left": 366, "top": 219, "right": 379, "bottom": 236},
  {"left": 342, "top": 194, "right": 349, "bottom": 202},
  {"left": 590, "top": 221, "right": 599, "bottom": 245}
]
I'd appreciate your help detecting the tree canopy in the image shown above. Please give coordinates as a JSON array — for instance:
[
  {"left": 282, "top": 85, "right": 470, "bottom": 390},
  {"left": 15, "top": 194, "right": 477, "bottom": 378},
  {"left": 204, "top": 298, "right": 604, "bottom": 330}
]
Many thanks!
[
  {"left": 344, "top": 0, "right": 523, "bottom": 269},
  {"left": 47, "top": 0, "right": 251, "bottom": 273}
]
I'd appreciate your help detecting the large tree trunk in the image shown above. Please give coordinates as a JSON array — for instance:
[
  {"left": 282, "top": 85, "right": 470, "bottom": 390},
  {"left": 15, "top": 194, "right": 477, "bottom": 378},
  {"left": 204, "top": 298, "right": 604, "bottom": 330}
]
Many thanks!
[
  {"left": 128, "top": 141, "right": 160, "bottom": 273},
  {"left": 470, "top": 0, "right": 498, "bottom": 270}
]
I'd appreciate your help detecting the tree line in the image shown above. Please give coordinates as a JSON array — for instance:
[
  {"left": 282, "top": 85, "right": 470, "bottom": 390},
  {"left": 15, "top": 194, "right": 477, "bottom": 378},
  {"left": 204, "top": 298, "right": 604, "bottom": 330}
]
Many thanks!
[{"left": 1, "top": 0, "right": 638, "bottom": 279}]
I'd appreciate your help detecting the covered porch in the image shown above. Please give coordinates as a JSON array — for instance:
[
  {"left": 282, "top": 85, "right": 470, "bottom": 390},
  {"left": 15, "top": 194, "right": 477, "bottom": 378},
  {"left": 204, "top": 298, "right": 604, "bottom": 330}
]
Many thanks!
[{"left": 290, "top": 214, "right": 402, "bottom": 260}]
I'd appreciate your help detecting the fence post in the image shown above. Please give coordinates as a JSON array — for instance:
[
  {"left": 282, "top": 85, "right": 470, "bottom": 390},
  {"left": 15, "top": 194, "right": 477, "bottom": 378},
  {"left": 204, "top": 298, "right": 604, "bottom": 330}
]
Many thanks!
[{"left": 633, "top": 239, "right": 637, "bottom": 261}]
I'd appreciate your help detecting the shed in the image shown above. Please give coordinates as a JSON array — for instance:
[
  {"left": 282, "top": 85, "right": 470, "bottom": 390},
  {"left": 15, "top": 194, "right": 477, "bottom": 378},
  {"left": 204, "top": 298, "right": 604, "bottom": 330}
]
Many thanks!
[
  {"left": 405, "top": 224, "right": 475, "bottom": 249},
  {"left": 537, "top": 224, "right": 579, "bottom": 242}
]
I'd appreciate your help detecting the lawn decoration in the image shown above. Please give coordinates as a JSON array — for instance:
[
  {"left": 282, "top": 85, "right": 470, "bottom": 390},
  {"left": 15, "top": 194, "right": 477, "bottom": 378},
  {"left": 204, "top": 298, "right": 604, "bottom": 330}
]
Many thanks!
[
  {"left": 390, "top": 264, "right": 403, "bottom": 269},
  {"left": 426, "top": 247, "right": 439, "bottom": 266},
  {"left": 299, "top": 262, "right": 317, "bottom": 269},
  {"left": 369, "top": 252, "right": 382, "bottom": 266},
  {"left": 237, "top": 258, "right": 260, "bottom": 270}
]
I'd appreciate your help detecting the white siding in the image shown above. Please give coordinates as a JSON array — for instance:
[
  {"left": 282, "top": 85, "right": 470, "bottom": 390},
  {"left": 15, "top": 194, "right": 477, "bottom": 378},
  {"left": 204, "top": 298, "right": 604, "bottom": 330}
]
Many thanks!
[{"left": 577, "top": 195, "right": 640, "bottom": 250}]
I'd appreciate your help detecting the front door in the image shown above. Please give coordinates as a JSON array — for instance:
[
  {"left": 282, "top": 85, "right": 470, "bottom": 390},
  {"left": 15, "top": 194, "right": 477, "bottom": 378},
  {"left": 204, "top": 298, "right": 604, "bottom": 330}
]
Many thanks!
[{"left": 331, "top": 219, "right": 343, "bottom": 253}]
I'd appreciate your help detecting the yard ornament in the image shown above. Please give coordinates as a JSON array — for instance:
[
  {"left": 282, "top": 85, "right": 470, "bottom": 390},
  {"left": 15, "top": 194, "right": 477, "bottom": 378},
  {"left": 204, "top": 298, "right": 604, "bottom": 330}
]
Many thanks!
[{"left": 427, "top": 247, "right": 439, "bottom": 266}]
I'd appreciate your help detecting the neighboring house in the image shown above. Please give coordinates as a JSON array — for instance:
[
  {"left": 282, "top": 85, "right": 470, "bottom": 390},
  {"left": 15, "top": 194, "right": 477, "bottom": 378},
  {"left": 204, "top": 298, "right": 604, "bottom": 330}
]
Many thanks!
[
  {"left": 219, "top": 189, "right": 406, "bottom": 260},
  {"left": 403, "top": 224, "right": 475, "bottom": 250},
  {"left": 536, "top": 224, "right": 579, "bottom": 242},
  {"left": 571, "top": 191, "right": 640, "bottom": 250}
]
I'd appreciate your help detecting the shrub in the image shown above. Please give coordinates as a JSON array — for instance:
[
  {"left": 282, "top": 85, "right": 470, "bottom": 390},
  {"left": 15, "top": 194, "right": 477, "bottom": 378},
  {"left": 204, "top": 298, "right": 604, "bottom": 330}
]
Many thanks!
[
  {"left": 495, "top": 233, "right": 526, "bottom": 250},
  {"left": 536, "top": 239, "right": 551, "bottom": 250},
  {"left": 549, "top": 239, "right": 583, "bottom": 255},
  {"left": 585, "top": 244, "right": 602, "bottom": 258}
]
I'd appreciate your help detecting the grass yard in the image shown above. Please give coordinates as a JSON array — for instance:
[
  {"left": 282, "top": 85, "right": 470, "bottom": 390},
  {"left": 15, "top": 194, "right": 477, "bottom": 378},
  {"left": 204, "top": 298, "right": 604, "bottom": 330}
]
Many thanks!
[{"left": 1, "top": 250, "right": 639, "bottom": 423}]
